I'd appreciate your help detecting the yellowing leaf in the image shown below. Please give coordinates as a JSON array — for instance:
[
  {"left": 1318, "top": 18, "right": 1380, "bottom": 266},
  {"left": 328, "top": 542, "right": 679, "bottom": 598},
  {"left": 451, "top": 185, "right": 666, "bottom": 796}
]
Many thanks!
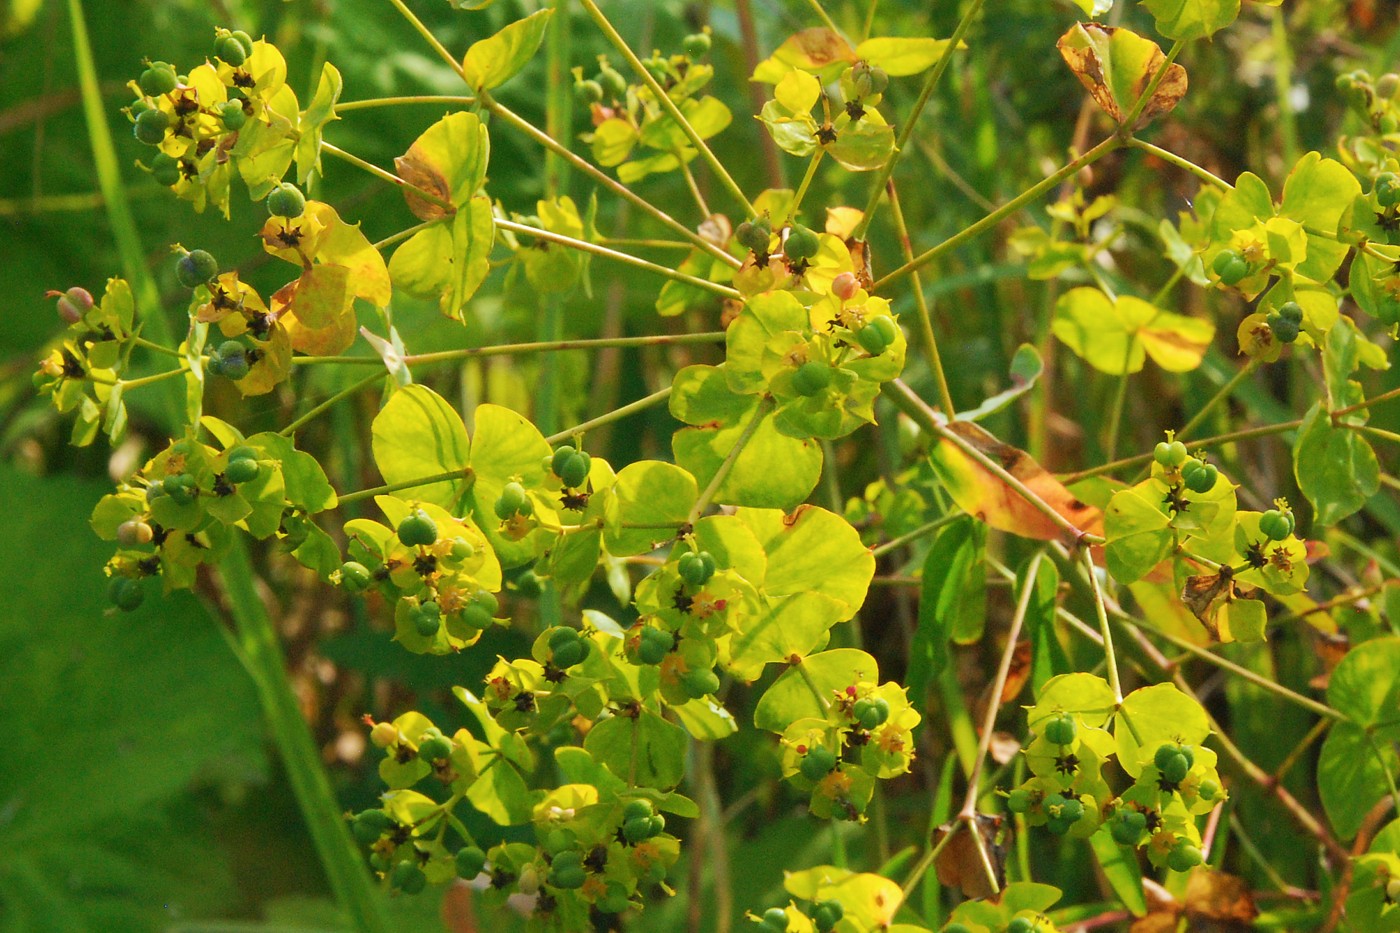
[
  {"left": 753, "top": 27, "right": 857, "bottom": 83},
  {"left": 774, "top": 69, "right": 821, "bottom": 113},
  {"left": 853, "top": 36, "right": 961, "bottom": 76},
  {"left": 1057, "top": 24, "right": 1187, "bottom": 130},
  {"left": 395, "top": 112, "right": 490, "bottom": 221},
  {"left": 1053, "top": 288, "right": 1213, "bottom": 374},
  {"left": 929, "top": 421, "right": 1104, "bottom": 545}
]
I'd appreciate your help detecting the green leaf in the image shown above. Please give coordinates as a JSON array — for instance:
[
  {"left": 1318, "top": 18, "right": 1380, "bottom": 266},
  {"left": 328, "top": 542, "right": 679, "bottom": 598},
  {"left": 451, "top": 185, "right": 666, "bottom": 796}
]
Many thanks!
[
  {"left": 1104, "top": 481, "right": 1173, "bottom": 584},
  {"left": 1294, "top": 401, "right": 1380, "bottom": 526},
  {"left": 673, "top": 410, "right": 823, "bottom": 510},
  {"left": 728, "top": 591, "right": 844, "bottom": 681},
  {"left": 1114, "top": 683, "right": 1210, "bottom": 776},
  {"left": 1319, "top": 721, "right": 1400, "bottom": 839},
  {"left": 1327, "top": 636, "right": 1400, "bottom": 728},
  {"left": 1279, "top": 152, "right": 1360, "bottom": 283},
  {"left": 603, "top": 461, "right": 696, "bottom": 557},
  {"left": 755, "top": 648, "right": 879, "bottom": 732},
  {"left": 1030, "top": 673, "right": 1118, "bottom": 728},
  {"left": 1090, "top": 828, "right": 1148, "bottom": 917},
  {"left": 247, "top": 433, "right": 338, "bottom": 513},
  {"left": 829, "top": 118, "right": 896, "bottom": 172},
  {"left": 466, "top": 403, "right": 553, "bottom": 565},
  {"left": 1140, "top": 0, "right": 1240, "bottom": 41},
  {"left": 295, "top": 62, "right": 342, "bottom": 184},
  {"left": 584, "top": 709, "right": 688, "bottom": 790},
  {"left": 920, "top": 517, "right": 987, "bottom": 645},
  {"left": 461, "top": 8, "right": 553, "bottom": 90},
  {"left": 737, "top": 505, "right": 875, "bottom": 613},
  {"left": 389, "top": 198, "right": 495, "bottom": 320},
  {"left": 725, "top": 291, "right": 810, "bottom": 394},
  {"left": 370, "top": 385, "right": 470, "bottom": 511}
]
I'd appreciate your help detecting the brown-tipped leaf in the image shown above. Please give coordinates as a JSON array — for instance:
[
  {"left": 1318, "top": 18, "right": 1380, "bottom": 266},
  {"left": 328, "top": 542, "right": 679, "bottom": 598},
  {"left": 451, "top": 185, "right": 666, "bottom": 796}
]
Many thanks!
[{"left": 1057, "top": 24, "right": 1187, "bottom": 130}]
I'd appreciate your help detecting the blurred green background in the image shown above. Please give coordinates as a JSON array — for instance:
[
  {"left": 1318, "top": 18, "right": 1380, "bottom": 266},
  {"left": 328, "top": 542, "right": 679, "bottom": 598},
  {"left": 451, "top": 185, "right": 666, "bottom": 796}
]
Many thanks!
[{"left": 4, "top": 0, "right": 1400, "bottom": 929}]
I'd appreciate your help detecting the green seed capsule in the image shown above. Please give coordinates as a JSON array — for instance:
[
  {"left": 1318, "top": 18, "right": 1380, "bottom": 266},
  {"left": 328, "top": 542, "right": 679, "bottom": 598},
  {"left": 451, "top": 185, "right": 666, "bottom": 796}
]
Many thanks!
[
  {"left": 351, "top": 809, "right": 392, "bottom": 844},
  {"left": 390, "top": 860, "right": 427, "bottom": 893},
  {"left": 1006, "top": 788, "right": 1033, "bottom": 813},
  {"left": 799, "top": 746, "right": 837, "bottom": 782},
  {"left": 133, "top": 108, "right": 170, "bottom": 145},
  {"left": 225, "top": 456, "right": 260, "bottom": 484},
  {"left": 811, "top": 900, "right": 843, "bottom": 932},
  {"left": 397, "top": 510, "right": 438, "bottom": 547},
  {"left": 220, "top": 100, "right": 247, "bottom": 130},
  {"left": 138, "top": 63, "right": 178, "bottom": 96},
  {"left": 108, "top": 575, "right": 145, "bottom": 611},
  {"left": 176, "top": 249, "right": 219, "bottom": 288},
  {"left": 266, "top": 182, "right": 306, "bottom": 218},
  {"left": 216, "top": 34, "right": 249, "bottom": 66},
  {"left": 783, "top": 224, "right": 820, "bottom": 262},
  {"left": 456, "top": 845, "right": 487, "bottom": 878},
  {"left": 762, "top": 907, "right": 789, "bottom": 931},
  {"left": 682, "top": 32, "right": 711, "bottom": 58},
  {"left": 792, "top": 361, "right": 833, "bottom": 397},
  {"left": 574, "top": 78, "right": 604, "bottom": 104},
  {"left": 151, "top": 152, "right": 182, "bottom": 187},
  {"left": 1043, "top": 713, "right": 1077, "bottom": 746},
  {"left": 418, "top": 733, "right": 452, "bottom": 761}
]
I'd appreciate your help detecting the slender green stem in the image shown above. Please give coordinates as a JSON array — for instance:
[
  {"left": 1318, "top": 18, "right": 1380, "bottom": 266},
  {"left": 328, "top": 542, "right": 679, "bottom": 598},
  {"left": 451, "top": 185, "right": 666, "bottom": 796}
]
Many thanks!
[
  {"left": 68, "top": 0, "right": 181, "bottom": 425},
  {"left": 1365, "top": 731, "right": 1400, "bottom": 821},
  {"left": 218, "top": 538, "right": 392, "bottom": 932},
  {"left": 1150, "top": 262, "right": 1188, "bottom": 306},
  {"left": 577, "top": 0, "right": 756, "bottom": 216},
  {"left": 1119, "top": 38, "right": 1186, "bottom": 132},
  {"left": 372, "top": 219, "right": 435, "bottom": 252},
  {"left": 545, "top": 386, "right": 673, "bottom": 445},
  {"left": 598, "top": 237, "right": 694, "bottom": 250},
  {"left": 862, "top": 0, "right": 879, "bottom": 41},
  {"left": 874, "top": 137, "right": 1121, "bottom": 290},
  {"left": 961, "top": 553, "right": 1045, "bottom": 822},
  {"left": 545, "top": 0, "right": 572, "bottom": 200},
  {"left": 482, "top": 94, "right": 740, "bottom": 268},
  {"left": 321, "top": 142, "right": 455, "bottom": 211},
  {"left": 854, "top": 0, "right": 982, "bottom": 239},
  {"left": 384, "top": 0, "right": 463, "bottom": 79},
  {"left": 801, "top": 0, "right": 844, "bottom": 37},
  {"left": 884, "top": 379, "right": 1105, "bottom": 545},
  {"left": 338, "top": 95, "right": 478, "bottom": 111},
  {"left": 677, "top": 153, "right": 712, "bottom": 218},
  {"left": 795, "top": 658, "right": 833, "bottom": 713},
  {"left": 786, "top": 151, "right": 825, "bottom": 226},
  {"left": 339, "top": 468, "right": 473, "bottom": 506},
  {"left": 1349, "top": 423, "right": 1400, "bottom": 445},
  {"left": 885, "top": 180, "right": 956, "bottom": 416},
  {"left": 1177, "top": 360, "right": 1258, "bottom": 442},
  {"left": 1104, "top": 343, "right": 1134, "bottom": 459},
  {"left": 130, "top": 335, "right": 184, "bottom": 358},
  {"left": 687, "top": 397, "right": 775, "bottom": 522},
  {"left": 1127, "top": 138, "right": 1231, "bottom": 189},
  {"left": 120, "top": 368, "right": 185, "bottom": 391},
  {"left": 294, "top": 332, "right": 725, "bottom": 367},
  {"left": 1081, "top": 546, "right": 1122, "bottom": 703},
  {"left": 1334, "top": 384, "right": 1400, "bottom": 420},
  {"left": 870, "top": 513, "right": 962, "bottom": 558},
  {"left": 1059, "top": 419, "right": 1300, "bottom": 483},
  {"left": 497, "top": 218, "right": 739, "bottom": 297},
  {"left": 380, "top": 0, "right": 738, "bottom": 267},
  {"left": 281, "top": 371, "right": 385, "bottom": 438},
  {"left": 900, "top": 819, "right": 963, "bottom": 899}
]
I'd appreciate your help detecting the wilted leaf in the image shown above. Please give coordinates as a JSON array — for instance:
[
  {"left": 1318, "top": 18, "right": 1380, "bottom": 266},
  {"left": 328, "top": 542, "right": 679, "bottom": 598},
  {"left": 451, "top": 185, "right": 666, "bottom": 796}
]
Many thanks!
[
  {"left": 929, "top": 420, "right": 1104, "bottom": 545},
  {"left": 1057, "top": 24, "right": 1187, "bottom": 130},
  {"left": 933, "top": 815, "right": 1008, "bottom": 900}
]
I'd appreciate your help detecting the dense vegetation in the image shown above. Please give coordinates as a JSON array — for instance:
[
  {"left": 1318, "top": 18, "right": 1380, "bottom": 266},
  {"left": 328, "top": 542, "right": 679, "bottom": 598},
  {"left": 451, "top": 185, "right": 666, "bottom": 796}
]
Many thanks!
[{"left": 4, "top": 0, "right": 1400, "bottom": 930}]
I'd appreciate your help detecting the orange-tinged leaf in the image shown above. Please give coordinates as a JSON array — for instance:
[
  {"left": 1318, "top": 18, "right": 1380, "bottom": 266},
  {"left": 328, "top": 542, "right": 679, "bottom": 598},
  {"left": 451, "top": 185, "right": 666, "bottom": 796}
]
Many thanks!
[
  {"left": 1184, "top": 868, "right": 1259, "bottom": 924},
  {"left": 318, "top": 209, "right": 391, "bottom": 307},
  {"left": 930, "top": 421, "right": 1104, "bottom": 545},
  {"left": 235, "top": 321, "right": 293, "bottom": 397},
  {"left": 1057, "top": 24, "right": 1187, "bottom": 130},
  {"left": 283, "top": 263, "right": 350, "bottom": 330}
]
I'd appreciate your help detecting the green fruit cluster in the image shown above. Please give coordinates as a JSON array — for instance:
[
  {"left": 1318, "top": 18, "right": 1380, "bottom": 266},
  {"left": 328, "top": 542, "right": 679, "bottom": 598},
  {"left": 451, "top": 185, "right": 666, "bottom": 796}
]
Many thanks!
[
  {"left": 494, "top": 481, "right": 532, "bottom": 520},
  {"left": 736, "top": 216, "right": 773, "bottom": 254},
  {"left": 678, "top": 550, "right": 717, "bottom": 586},
  {"left": 547, "top": 626, "right": 593, "bottom": 669},
  {"left": 1266, "top": 301, "right": 1303, "bottom": 344},
  {"left": 1258, "top": 507, "right": 1295, "bottom": 541},
  {"left": 547, "top": 445, "right": 592, "bottom": 488},
  {"left": 206, "top": 341, "right": 250, "bottom": 380},
  {"left": 1179, "top": 458, "right": 1218, "bottom": 493},
  {"left": 621, "top": 799, "right": 666, "bottom": 844},
  {"left": 631, "top": 625, "right": 674, "bottom": 665},
  {"left": 1211, "top": 248, "right": 1251, "bottom": 286},
  {"left": 855, "top": 316, "right": 899, "bottom": 355}
]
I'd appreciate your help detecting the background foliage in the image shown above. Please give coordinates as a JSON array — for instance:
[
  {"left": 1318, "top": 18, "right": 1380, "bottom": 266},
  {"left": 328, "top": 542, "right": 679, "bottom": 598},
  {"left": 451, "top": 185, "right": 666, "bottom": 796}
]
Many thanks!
[{"left": 3, "top": 0, "right": 1400, "bottom": 930}]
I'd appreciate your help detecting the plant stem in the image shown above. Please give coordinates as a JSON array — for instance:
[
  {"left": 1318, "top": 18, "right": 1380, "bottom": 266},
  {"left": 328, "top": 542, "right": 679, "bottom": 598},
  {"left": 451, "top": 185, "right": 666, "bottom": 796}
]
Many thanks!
[
  {"left": 577, "top": 0, "right": 756, "bottom": 216},
  {"left": 281, "top": 371, "right": 385, "bottom": 438},
  {"left": 785, "top": 150, "right": 825, "bottom": 226},
  {"left": 321, "top": 141, "right": 455, "bottom": 211},
  {"left": 1177, "top": 360, "right": 1257, "bottom": 442},
  {"left": 384, "top": 0, "right": 461, "bottom": 78},
  {"left": 1127, "top": 138, "right": 1231, "bottom": 189},
  {"left": 545, "top": 385, "right": 674, "bottom": 445},
  {"left": 545, "top": 0, "right": 572, "bottom": 200},
  {"left": 874, "top": 136, "right": 1121, "bottom": 290},
  {"left": 68, "top": 0, "right": 181, "bottom": 425},
  {"left": 854, "top": 0, "right": 982, "bottom": 239},
  {"left": 687, "top": 397, "right": 775, "bottom": 522},
  {"left": 338, "top": 468, "right": 473, "bottom": 506},
  {"left": 119, "top": 368, "right": 185, "bottom": 391},
  {"left": 960, "top": 553, "right": 1045, "bottom": 822},
  {"left": 801, "top": 0, "right": 844, "bottom": 37},
  {"left": 870, "top": 513, "right": 962, "bottom": 558},
  {"left": 1081, "top": 546, "right": 1123, "bottom": 703},
  {"left": 1271, "top": 6, "right": 1299, "bottom": 168},
  {"left": 483, "top": 94, "right": 740, "bottom": 267},
  {"left": 1059, "top": 419, "right": 1300, "bottom": 483},
  {"left": 677, "top": 154, "right": 712, "bottom": 218},
  {"left": 1334, "top": 384, "right": 1400, "bottom": 420},
  {"left": 338, "top": 95, "right": 478, "bottom": 111},
  {"left": 217, "top": 538, "right": 392, "bottom": 932},
  {"left": 886, "top": 180, "right": 956, "bottom": 417},
  {"left": 497, "top": 218, "right": 740, "bottom": 297},
  {"left": 295, "top": 331, "right": 726, "bottom": 367},
  {"left": 131, "top": 335, "right": 185, "bottom": 358}
]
